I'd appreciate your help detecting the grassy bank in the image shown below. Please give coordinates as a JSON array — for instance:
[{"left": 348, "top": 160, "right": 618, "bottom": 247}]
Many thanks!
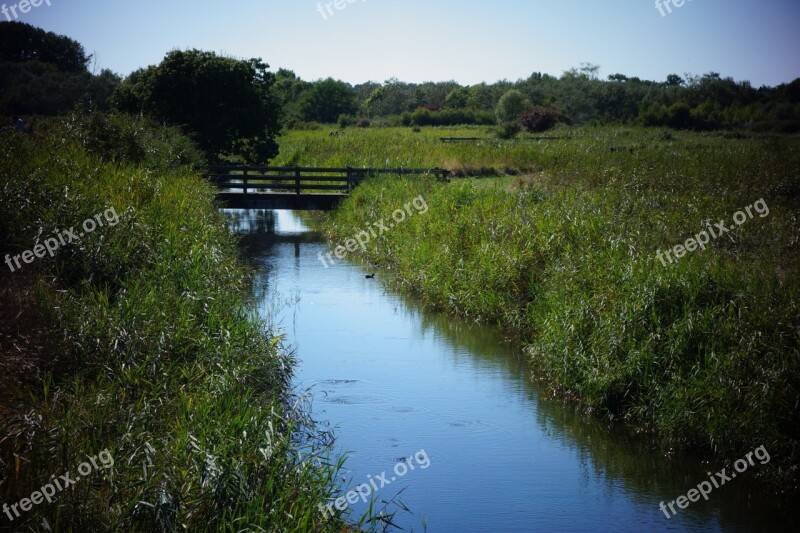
[
  {"left": 0, "top": 115, "right": 347, "bottom": 530},
  {"left": 307, "top": 126, "right": 800, "bottom": 491}
]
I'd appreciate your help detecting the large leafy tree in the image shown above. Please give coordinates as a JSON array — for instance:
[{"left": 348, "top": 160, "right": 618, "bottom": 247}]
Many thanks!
[
  {"left": 111, "top": 50, "right": 282, "bottom": 163},
  {"left": 299, "top": 78, "right": 356, "bottom": 123},
  {"left": 0, "top": 22, "right": 120, "bottom": 115},
  {"left": 0, "top": 21, "right": 89, "bottom": 72}
]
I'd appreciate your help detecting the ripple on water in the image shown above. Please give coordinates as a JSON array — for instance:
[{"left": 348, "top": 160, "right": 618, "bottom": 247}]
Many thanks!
[{"left": 320, "top": 394, "right": 393, "bottom": 406}]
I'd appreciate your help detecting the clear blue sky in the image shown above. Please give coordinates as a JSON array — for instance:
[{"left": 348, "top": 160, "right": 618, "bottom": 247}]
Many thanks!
[{"left": 16, "top": 0, "right": 800, "bottom": 87}]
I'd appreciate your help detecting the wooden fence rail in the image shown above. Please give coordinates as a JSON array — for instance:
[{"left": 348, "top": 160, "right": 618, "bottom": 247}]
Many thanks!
[{"left": 207, "top": 166, "right": 451, "bottom": 196}]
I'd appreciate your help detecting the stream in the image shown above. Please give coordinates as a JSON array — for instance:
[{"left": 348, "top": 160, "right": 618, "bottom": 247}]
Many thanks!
[{"left": 228, "top": 208, "right": 794, "bottom": 533}]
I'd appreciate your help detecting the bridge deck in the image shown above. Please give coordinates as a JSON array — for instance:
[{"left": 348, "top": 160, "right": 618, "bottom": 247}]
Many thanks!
[{"left": 208, "top": 166, "right": 450, "bottom": 211}]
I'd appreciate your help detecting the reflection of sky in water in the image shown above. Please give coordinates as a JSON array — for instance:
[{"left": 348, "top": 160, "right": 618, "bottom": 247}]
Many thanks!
[{"left": 229, "top": 208, "right": 796, "bottom": 533}]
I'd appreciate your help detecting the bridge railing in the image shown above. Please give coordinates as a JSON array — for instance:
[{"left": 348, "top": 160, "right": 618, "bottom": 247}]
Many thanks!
[{"left": 207, "top": 166, "right": 450, "bottom": 196}]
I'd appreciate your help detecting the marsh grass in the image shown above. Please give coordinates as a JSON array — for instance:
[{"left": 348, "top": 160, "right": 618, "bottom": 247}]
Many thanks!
[
  {"left": 312, "top": 126, "right": 800, "bottom": 491},
  {"left": 0, "top": 122, "right": 352, "bottom": 530}
]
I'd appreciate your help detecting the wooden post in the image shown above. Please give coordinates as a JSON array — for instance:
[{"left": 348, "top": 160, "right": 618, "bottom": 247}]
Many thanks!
[
  {"left": 295, "top": 167, "right": 301, "bottom": 195},
  {"left": 243, "top": 169, "right": 248, "bottom": 195},
  {"left": 347, "top": 167, "right": 353, "bottom": 193}
]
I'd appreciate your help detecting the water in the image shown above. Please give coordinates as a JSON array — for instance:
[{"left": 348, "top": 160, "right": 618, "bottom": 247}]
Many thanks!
[{"left": 229, "top": 209, "right": 795, "bottom": 533}]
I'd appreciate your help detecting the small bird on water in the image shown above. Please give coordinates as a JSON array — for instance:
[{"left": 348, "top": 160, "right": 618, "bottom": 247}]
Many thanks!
[{"left": 365, "top": 273, "right": 375, "bottom": 279}]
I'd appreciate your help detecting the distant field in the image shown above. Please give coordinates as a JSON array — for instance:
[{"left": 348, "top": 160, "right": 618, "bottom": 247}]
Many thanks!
[
  {"left": 274, "top": 125, "right": 800, "bottom": 186},
  {"left": 275, "top": 126, "right": 800, "bottom": 214}
]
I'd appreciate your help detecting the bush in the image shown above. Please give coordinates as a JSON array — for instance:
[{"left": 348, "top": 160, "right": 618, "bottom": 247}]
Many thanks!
[
  {"left": 48, "top": 111, "right": 206, "bottom": 170},
  {"left": 497, "top": 122, "right": 521, "bottom": 139},
  {"left": 496, "top": 89, "right": 529, "bottom": 125},
  {"left": 338, "top": 113, "right": 356, "bottom": 128},
  {"left": 402, "top": 108, "right": 495, "bottom": 127},
  {"left": 519, "top": 107, "right": 558, "bottom": 133},
  {"left": 357, "top": 117, "right": 371, "bottom": 128},
  {"left": 0, "top": 120, "right": 347, "bottom": 531}
]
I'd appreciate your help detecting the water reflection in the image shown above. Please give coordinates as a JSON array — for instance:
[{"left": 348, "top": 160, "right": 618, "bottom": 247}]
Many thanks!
[{"left": 227, "top": 208, "right": 796, "bottom": 533}]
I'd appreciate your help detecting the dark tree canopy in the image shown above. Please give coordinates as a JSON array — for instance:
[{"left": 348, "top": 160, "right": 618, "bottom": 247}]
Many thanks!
[
  {"left": 0, "top": 21, "right": 90, "bottom": 72},
  {"left": 0, "top": 22, "right": 119, "bottom": 115},
  {"left": 112, "top": 50, "right": 282, "bottom": 163},
  {"left": 298, "top": 78, "right": 356, "bottom": 123}
]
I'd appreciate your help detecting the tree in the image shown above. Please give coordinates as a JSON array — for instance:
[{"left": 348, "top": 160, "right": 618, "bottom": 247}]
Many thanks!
[
  {"left": 0, "top": 23, "right": 123, "bottom": 114},
  {"left": 364, "top": 79, "right": 418, "bottom": 116},
  {"left": 468, "top": 83, "right": 497, "bottom": 111},
  {"left": 111, "top": 50, "right": 282, "bottom": 163},
  {"left": 0, "top": 21, "right": 90, "bottom": 72},
  {"left": 519, "top": 107, "right": 558, "bottom": 133},
  {"left": 298, "top": 78, "right": 356, "bottom": 123},
  {"left": 666, "top": 74, "right": 684, "bottom": 86},
  {"left": 86, "top": 69, "right": 122, "bottom": 110},
  {"left": 496, "top": 89, "right": 529, "bottom": 125},
  {"left": 445, "top": 87, "right": 471, "bottom": 109},
  {"left": 579, "top": 62, "right": 601, "bottom": 80},
  {"left": 273, "top": 68, "right": 311, "bottom": 106}
]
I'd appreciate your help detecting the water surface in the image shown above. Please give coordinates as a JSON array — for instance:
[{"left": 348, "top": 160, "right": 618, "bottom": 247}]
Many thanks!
[{"left": 229, "top": 209, "right": 794, "bottom": 533}]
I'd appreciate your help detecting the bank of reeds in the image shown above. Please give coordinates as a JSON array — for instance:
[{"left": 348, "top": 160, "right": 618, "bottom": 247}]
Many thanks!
[
  {"left": 0, "top": 114, "right": 350, "bottom": 531},
  {"left": 316, "top": 126, "right": 800, "bottom": 492}
]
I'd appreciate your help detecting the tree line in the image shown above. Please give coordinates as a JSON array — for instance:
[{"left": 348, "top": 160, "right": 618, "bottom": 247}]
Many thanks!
[
  {"left": 3, "top": 22, "right": 798, "bottom": 165},
  {"left": 276, "top": 64, "right": 800, "bottom": 134}
]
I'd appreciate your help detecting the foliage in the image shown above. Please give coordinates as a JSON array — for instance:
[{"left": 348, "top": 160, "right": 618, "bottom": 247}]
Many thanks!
[
  {"left": 0, "top": 121, "right": 351, "bottom": 530},
  {"left": 338, "top": 113, "right": 356, "bottom": 128},
  {"left": 497, "top": 121, "right": 521, "bottom": 139},
  {"left": 0, "top": 23, "right": 121, "bottom": 114},
  {"left": 42, "top": 110, "right": 206, "bottom": 170},
  {"left": 495, "top": 89, "right": 529, "bottom": 125},
  {"left": 518, "top": 107, "right": 558, "bottom": 133},
  {"left": 400, "top": 108, "right": 495, "bottom": 127},
  {"left": 111, "top": 49, "right": 282, "bottom": 164},
  {"left": 299, "top": 77, "right": 357, "bottom": 123},
  {"left": 445, "top": 87, "right": 471, "bottom": 109},
  {"left": 280, "top": 66, "right": 800, "bottom": 132},
  {"left": 0, "top": 21, "right": 89, "bottom": 72},
  {"left": 313, "top": 126, "right": 800, "bottom": 491}
]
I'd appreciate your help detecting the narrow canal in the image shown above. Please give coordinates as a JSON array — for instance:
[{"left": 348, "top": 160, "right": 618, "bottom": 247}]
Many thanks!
[{"left": 229, "top": 209, "right": 794, "bottom": 533}]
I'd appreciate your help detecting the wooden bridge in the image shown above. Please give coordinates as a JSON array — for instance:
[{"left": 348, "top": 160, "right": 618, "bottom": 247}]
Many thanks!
[{"left": 208, "top": 166, "right": 450, "bottom": 210}]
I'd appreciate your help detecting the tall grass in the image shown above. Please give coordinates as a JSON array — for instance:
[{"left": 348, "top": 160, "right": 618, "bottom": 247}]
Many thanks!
[
  {"left": 314, "top": 126, "right": 800, "bottom": 492},
  {"left": 0, "top": 118, "right": 351, "bottom": 530}
]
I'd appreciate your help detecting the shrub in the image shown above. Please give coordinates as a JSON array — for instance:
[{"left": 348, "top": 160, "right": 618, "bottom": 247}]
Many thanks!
[
  {"left": 519, "top": 107, "right": 558, "bottom": 133},
  {"left": 496, "top": 89, "right": 529, "bottom": 125},
  {"left": 497, "top": 122, "right": 521, "bottom": 139},
  {"left": 49, "top": 111, "right": 206, "bottom": 170},
  {"left": 357, "top": 117, "right": 371, "bottom": 128},
  {"left": 402, "top": 108, "right": 495, "bottom": 127},
  {"left": 338, "top": 113, "right": 356, "bottom": 128}
]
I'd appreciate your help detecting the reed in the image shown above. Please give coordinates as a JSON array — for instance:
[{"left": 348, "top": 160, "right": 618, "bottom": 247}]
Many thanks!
[
  {"left": 0, "top": 118, "right": 356, "bottom": 530},
  {"left": 316, "top": 125, "right": 800, "bottom": 491}
]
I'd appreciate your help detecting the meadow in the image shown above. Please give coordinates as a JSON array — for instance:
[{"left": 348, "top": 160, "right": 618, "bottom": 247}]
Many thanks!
[{"left": 293, "top": 125, "right": 800, "bottom": 491}]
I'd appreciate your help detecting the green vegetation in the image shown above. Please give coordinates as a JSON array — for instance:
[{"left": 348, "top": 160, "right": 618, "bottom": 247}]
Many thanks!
[
  {"left": 1, "top": 23, "right": 282, "bottom": 164},
  {"left": 519, "top": 107, "right": 558, "bottom": 133},
  {"left": 111, "top": 50, "right": 282, "bottom": 164},
  {"left": 0, "top": 22, "right": 121, "bottom": 115},
  {"left": 273, "top": 65, "right": 800, "bottom": 133},
  {"left": 0, "top": 115, "right": 349, "bottom": 530},
  {"left": 273, "top": 125, "right": 575, "bottom": 174},
  {"left": 304, "top": 125, "right": 800, "bottom": 491}
]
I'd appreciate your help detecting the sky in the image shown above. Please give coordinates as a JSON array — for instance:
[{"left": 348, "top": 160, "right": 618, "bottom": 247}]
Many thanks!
[{"left": 11, "top": 0, "right": 800, "bottom": 87}]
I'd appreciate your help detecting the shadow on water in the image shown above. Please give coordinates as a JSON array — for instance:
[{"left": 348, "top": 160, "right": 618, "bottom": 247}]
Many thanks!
[{"left": 226, "top": 208, "right": 796, "bottom": 533}]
